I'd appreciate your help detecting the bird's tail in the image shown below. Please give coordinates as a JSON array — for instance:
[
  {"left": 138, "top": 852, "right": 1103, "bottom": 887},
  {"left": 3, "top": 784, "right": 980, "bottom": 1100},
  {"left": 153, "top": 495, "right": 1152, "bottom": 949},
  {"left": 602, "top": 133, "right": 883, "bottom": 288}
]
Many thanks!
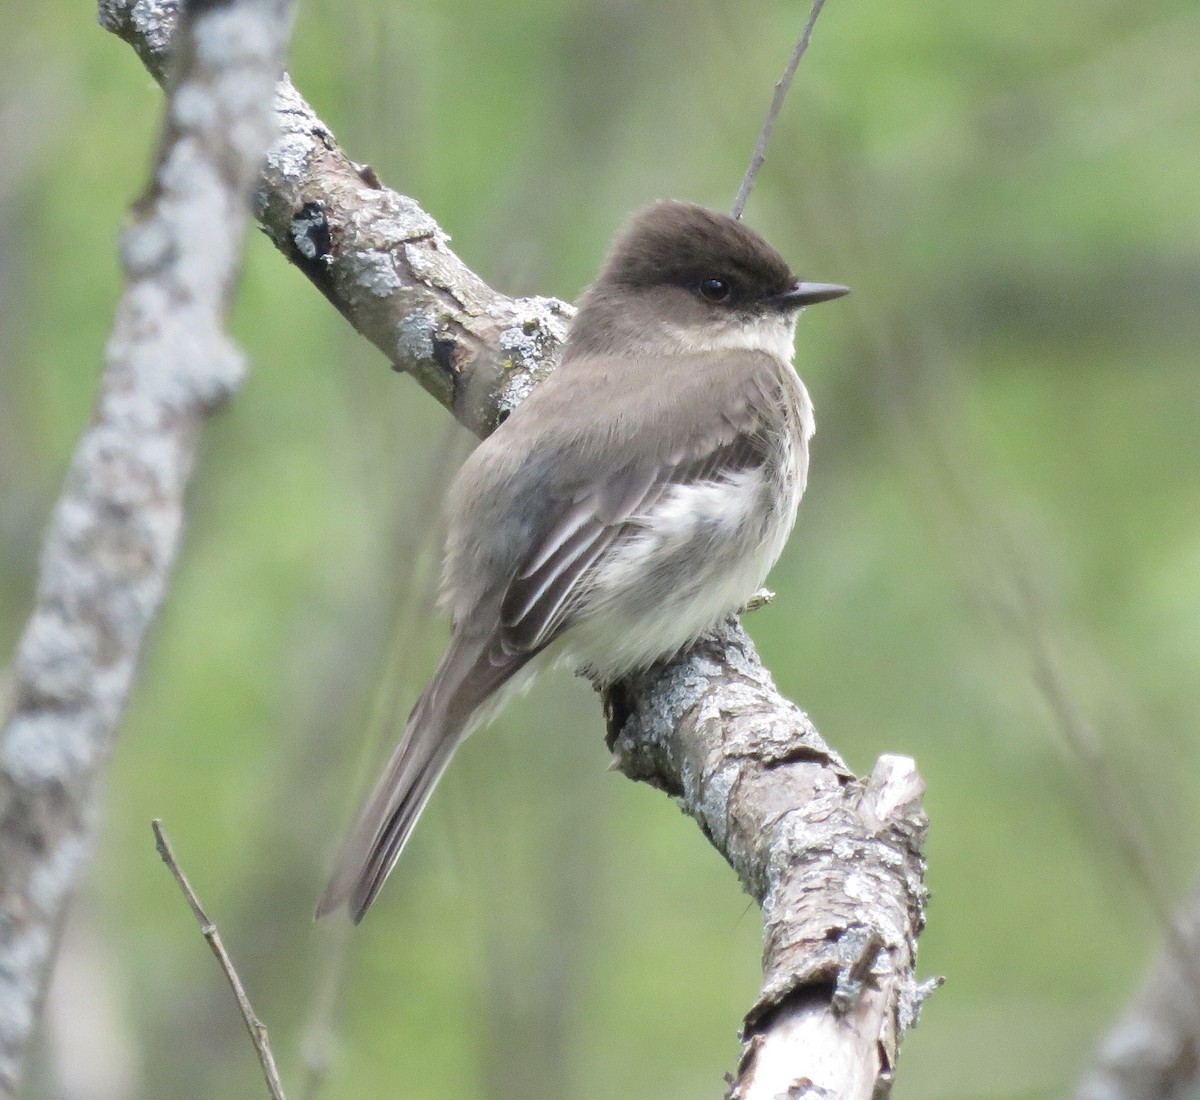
[{"left": 317, "top": 634, "right": 511, "bottom": 923}]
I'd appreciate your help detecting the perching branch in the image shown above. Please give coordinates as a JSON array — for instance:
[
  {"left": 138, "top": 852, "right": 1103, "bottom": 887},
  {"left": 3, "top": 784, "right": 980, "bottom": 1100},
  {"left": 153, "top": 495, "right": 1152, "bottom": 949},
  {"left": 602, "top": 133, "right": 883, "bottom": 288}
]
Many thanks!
[
  {"left": 0, "top": 0, "right": 294, "bottom": 1093},
  {"left": 90, "top": 2, "right": 932, "bottom": 1095},
  {"left": 731, "top": 0, "right": 830, "bottom": 220},
  {"left": 607, "top": 620, "right": 933, "bottom": 1097},
  {"left": 152, "top": 821, "right": 289, "bottom": 1100}
]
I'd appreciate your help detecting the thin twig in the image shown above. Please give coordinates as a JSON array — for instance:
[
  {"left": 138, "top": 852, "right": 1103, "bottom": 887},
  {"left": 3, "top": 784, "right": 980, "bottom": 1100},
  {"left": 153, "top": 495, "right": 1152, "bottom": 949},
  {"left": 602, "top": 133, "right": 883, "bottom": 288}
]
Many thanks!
[
  {"left": 731, "top": 0, "right": 829, "bottom": 220},
  {"left": 894, "top": 329, "right": 1200, "bottom": 1008},
  {"left": 840, "top": 291, "right": 1200, "bottom": 1091},
  {"left": 1028, "top": 627, "right": 1200, "bottom": 1025},
  {"left": 152, "top": 821, "right": 289, "bottom": 1100}
]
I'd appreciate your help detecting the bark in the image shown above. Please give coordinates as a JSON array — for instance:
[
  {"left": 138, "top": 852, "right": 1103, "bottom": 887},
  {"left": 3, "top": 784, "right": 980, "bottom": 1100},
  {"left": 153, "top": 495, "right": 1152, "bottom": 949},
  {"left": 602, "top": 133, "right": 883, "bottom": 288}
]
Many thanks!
[
  {"left": 607, "top": 620, "right": 933, "bottom": 1097},
  {"left": 0, "top": 0, "right": 294, "bottom": 1092}
]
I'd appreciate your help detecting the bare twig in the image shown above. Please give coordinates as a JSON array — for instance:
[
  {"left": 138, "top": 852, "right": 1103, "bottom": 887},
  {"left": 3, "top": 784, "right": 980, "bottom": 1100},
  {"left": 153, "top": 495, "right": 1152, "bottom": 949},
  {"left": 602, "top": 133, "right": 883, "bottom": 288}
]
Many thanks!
[
  {"left": 299, "top": 430, "right": 460, "bottom": 1100},
  {"left": 731, "top": 0, "right": 830, "bottom": 220},
  {"left": 1030, "top": 622, "right": 1200, "bottom": 1098},
  {"left": 152, "top": 821, "right": 288, "bottom": 1100},
  {"left": 0, "top": 0, "right": 294, "bottom": 1091},
  {"left": 873, "top": 320, "right": 1200, "bottom": 1053}
]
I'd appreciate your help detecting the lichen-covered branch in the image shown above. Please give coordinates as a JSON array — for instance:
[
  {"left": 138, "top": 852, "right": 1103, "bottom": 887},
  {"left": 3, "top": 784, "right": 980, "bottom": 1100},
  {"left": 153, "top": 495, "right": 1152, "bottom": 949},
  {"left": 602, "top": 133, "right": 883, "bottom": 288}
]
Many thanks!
[
  {"left": 0, "top": 0, "right": 294, "bottom": 1092},
  {"left": 96, "top": 2, "right": 934, "bottom": 1094},
  {"left": 100, "top": 0, "right": 573, "bottom": 439},
  {"left": 608, "top": 620, "right": 933, "bottom": 1097}
]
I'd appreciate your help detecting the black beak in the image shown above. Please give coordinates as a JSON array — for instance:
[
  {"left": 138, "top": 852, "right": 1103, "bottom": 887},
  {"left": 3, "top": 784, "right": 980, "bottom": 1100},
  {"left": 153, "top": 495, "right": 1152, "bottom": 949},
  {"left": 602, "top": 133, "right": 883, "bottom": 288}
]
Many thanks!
[{"left": 770, "top": 281, "right": 851, "bottom": 309}]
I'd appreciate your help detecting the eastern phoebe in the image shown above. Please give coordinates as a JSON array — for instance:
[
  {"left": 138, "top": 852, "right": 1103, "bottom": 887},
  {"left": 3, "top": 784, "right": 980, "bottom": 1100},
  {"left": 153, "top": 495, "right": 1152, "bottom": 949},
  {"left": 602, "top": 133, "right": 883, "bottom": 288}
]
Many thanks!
[{"left": 319, "top": 201, "right": 848, "bottom": 921}]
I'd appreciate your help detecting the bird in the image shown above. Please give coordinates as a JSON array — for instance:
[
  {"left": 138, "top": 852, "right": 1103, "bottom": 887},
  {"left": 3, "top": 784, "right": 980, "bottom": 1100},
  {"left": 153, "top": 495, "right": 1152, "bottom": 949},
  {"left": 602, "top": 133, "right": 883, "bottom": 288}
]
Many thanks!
[{"left": 318, "top": 201, "right": 848, "bottom": 921}]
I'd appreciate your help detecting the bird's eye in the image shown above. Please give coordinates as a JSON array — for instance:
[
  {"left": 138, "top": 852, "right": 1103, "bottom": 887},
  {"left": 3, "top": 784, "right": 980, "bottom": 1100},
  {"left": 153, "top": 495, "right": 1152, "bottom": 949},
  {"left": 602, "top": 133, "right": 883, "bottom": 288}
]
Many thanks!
[{"left": 698, "top": 277, "right": 731, "bottom": 303}]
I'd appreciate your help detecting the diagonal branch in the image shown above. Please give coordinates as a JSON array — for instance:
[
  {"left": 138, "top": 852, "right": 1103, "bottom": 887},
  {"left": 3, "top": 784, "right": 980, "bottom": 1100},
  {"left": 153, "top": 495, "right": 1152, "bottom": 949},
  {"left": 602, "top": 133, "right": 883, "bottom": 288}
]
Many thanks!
[
  {"left": 607, "top": 620, "right": 933, "bottom": 1097},
  {"left": 0, "top": 0, "right": 295, "bottom": 1092},
  {"left": 153, "top": 821, "right": 289, "bottom": 1100},
  {"left": 99, "top": 0, "right": 574, "bottom": 440},
  {"left": 87, "top": 2, "right": 932, "bottom": 1095}
]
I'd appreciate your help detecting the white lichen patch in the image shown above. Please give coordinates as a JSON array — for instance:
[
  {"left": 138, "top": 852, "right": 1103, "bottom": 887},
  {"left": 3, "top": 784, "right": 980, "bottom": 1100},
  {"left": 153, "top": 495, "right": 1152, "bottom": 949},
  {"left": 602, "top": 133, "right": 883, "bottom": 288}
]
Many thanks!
[
  {"left": 12, "top": 605, "right": 93, "bottom": 705},
  {"left": 490, "top": 298, "right": 570, "bottom": 418},
  {"left": 290, "top": 206, "right": 329, "bottom": 260},
  {"left": 192, "top": 4, "right": 282, "bottom": 70},
  {"left": 493, "top": 370, "right": 538, "bottom": 417},
  {"left": 117, "top": 289, "right": 247, "bottom": 406},
  {"left": 1, "top": 712, "right": 98, "bottom": 787},
  {"left": 832, "top": 836, "right": 863, "bottom": 864},
  {"left": 353, "top": 250, "right": 403, "bottom": 295},
  {"left": 698, "top": 763, "right": 738, "bottom": 846},
  {"left": 636, "top": 663, "right": 712, "bottom": 730},
  {"left": 265, "top": 82, "right": 316, "bottom": 186},
  {"left": 397, "top": 312, "right": 436, "bottom": 363},
  {"left": 107, "top": 0, "right": 179, "bottom": 56},
  {"left": 120, "top": 219, "right": 174, "bottom": 276},
  {"left": 497, "top": 296, "right": 572, "bottom": 367},
  {"left": 0, "top": 923, "right": 51, "bottom": 1034},
  {"left": 363, "top": 192, "right": 440, "bottom": 244},
  {"left": 171, "top": 84, "right": 217, "bottom": 132},
  {"left": 28, "top": 831, "right": 91, "bottom": 914},
  {"left": 843, "top": 870, "right": 877, "bottom": 903}
]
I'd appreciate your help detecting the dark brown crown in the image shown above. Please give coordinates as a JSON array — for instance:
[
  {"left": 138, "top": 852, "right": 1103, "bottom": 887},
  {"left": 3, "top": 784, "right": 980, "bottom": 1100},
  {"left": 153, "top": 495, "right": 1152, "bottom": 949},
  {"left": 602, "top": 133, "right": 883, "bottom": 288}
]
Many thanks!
[{"left": 600, "top": 201, "right": 795, "bottom": 302}]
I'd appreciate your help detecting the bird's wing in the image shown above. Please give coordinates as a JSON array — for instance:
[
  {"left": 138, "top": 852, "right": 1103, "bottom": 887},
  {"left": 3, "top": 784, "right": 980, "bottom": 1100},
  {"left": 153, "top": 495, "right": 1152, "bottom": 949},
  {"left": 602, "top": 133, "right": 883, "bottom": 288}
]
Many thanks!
[
  {"left": 319, "top": 351, "right": 790, "bottom": 922},
  {"left": 319, "top": 430, "right": 761, "bottom": 923},
  {"left": 492, "top": 367, "right": 780, "bottom": 659},
  {"left": 495, "top": 435, "right": 767, "bottom": 657}
]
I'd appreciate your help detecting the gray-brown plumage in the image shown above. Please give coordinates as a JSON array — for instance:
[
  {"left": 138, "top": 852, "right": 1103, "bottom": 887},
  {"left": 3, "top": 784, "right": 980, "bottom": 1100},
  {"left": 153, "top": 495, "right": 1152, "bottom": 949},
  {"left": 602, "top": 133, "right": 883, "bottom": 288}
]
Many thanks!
[{"left": 318, "top": 201, "right": 848, "bottom": 922}]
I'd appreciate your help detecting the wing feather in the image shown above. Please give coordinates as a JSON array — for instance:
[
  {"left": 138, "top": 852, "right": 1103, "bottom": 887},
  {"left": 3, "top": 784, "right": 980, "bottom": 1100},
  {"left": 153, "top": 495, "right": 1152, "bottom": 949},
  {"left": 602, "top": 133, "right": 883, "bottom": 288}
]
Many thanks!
[{"left": 496, "top": 424, "right": 773, "bottom": 658}]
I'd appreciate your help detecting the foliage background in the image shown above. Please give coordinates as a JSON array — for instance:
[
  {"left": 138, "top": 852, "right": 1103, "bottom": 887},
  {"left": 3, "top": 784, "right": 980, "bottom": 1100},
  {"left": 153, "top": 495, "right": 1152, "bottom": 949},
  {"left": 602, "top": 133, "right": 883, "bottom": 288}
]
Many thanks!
[{"left": 1, "top": 0, "right": 1198, "bottom": 1097}]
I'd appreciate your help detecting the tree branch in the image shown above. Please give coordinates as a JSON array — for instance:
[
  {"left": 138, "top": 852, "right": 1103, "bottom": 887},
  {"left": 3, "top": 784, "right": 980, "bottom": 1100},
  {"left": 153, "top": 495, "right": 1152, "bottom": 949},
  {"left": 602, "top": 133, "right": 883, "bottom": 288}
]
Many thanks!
[
  {"left": 1076, "top": 877, "right": 1200, "bottom": 1100},
  {"left": 99, "top": 0, "right": 574, "bottom": 439},
  {"left": 152, "top": 821, "right": 289, "bottom": 1100},
  {"left": 0, "top": 0, "right": 294, "bottom": 1092},
  {"left": 607, "top": 620, "right": 933, "bottom": 1097},
  {"left": 88, "top": 2, "right": 932, "bottom": 1094}
]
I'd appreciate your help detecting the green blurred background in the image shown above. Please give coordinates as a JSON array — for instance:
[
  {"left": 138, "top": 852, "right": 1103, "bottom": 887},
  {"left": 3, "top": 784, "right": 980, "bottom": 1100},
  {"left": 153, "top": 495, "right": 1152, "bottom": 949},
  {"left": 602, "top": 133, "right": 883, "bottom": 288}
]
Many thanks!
[{"left": 2, "top": 0, "right": 1199, "bottom": 1096}]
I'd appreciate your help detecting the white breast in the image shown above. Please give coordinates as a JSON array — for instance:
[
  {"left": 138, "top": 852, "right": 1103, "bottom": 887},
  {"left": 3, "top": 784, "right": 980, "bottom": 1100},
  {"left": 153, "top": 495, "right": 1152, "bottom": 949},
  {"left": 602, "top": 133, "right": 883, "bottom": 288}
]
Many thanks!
[{"left": 563, "top": 354, "right": 813, "bottom": 683}]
